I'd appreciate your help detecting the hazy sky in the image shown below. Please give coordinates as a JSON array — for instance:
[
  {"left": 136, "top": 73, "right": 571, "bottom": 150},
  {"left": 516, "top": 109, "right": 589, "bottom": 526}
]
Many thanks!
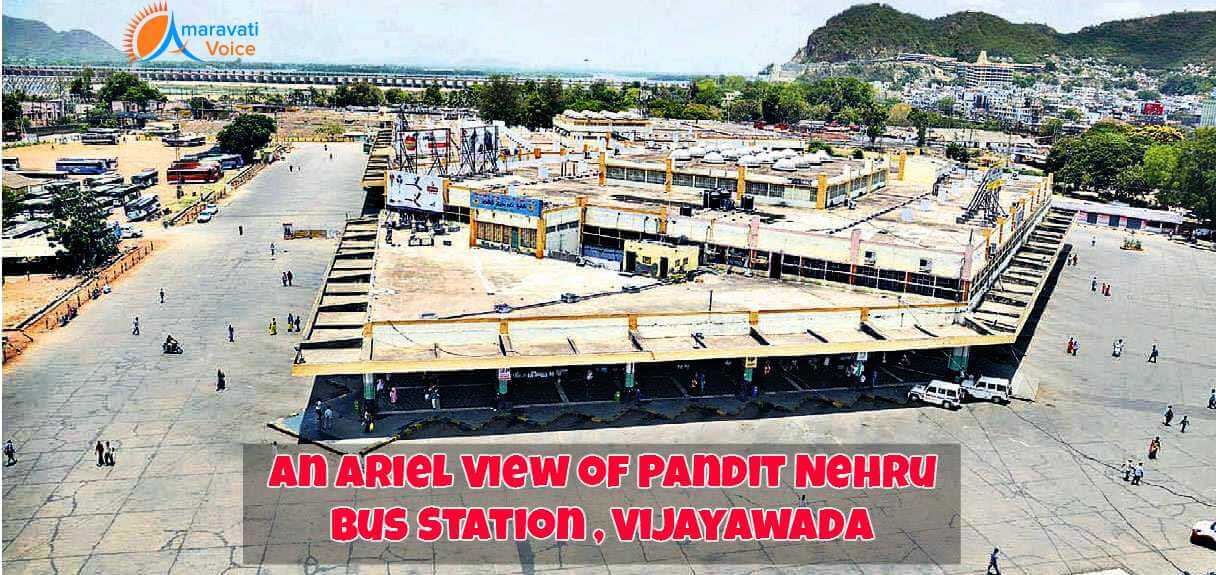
[{"left": 7, "top": 0, "right": 1215, "bottom": 74}]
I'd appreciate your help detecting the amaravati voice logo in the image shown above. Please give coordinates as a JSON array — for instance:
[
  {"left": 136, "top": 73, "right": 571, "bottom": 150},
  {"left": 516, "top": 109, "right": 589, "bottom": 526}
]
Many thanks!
[
  {"left": 124, "top": 2, "right": 201, "bottom": 62},
  {"left": 124, "top": 2, "right": 260, "bottom": 62}
]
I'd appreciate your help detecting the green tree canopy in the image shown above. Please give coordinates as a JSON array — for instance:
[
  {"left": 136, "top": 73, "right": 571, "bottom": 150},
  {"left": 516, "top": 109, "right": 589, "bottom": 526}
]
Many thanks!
[
  {"left": 217, "top": 114, "right": 277, "bottom": 162},
  {"left": 97, "top": 72, "right": 164, "bottom": 106},
  {"left": 50, "top": 183, "right": 119, "bottom": 273},
  {"left": 1159, "top": 128, "right": 1216, "bottom": 226}
]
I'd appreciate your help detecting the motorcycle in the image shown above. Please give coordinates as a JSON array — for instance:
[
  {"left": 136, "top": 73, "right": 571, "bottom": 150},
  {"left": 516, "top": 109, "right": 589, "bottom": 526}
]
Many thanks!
[{"left": 162, "top": 341, "right": 183, "bottom": 354}]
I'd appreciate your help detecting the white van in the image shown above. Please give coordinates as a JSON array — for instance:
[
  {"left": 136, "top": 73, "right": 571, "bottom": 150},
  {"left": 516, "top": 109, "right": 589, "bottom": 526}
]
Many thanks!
[
  {"left": 962, "top": 376, "right": 1011, "bottom": 404},
  {"left": 908, "top": 380, "right": 962, "bottom": 410}
]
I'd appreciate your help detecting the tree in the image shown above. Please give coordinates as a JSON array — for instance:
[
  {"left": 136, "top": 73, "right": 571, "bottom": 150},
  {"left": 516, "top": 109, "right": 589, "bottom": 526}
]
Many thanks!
[
  {"left": 187, "top": 96, "right": 213, "bottom": 119},
  {"left": 475, "top": 76, "right": 521, "bottom": 125},
  {"left": 1159, "top": 128, "right": 1216, "bottom": 226},
  {"left": 887, "top": 102, "right": 911, "bottom": 126},
  {"left": 332, "top": 82, "right": 383, "bottom": 107},
  {"left": 97, "top": 72, "right": 163, "bottom": 106},
  {"left": 1141, "top": 144, "right": 1179, "bottom": 191},
  {"left": 945, "top": 142, "right": 972, "bottom": 162},
  {"left": 384, "top": 88, "right": 409, "bottom": 105},
  {"left": 1061, "top": 108, "right": 1082, "bottom": 121},
  {"left": 3, "top": 90, "right": 25, "bottom": 134},
  {"left": 69, "top": 67, "right": 94, "bottom": 100},
  {"left": 422, "top": 85, "right": 444, "bottom": 107},
  {"left": 1135, "top": 89, "right": 1161, "bottom": 101},
  {"left": 724, "top": 99, "right": 761, "bottom": 122},
  {"left": 936, "top": 97, "right": 955, "bottom": 116},
  {"left": 3, "top": 185, "right": 27, "bottom": 224},
  {"left": 217, "top": 114, "right": 277, "bottom": 162},
  {"left": 1040, "top": 117, "right": 1064, "bottom": 139},
  {"left": 861, "top": 103, "right": 888, "bottom": 144},
  {"left": 908, "top": 108, "right": 930, "bottom": 147},
  {"left": 1050, "top": 125, "right": 1145, "bottom": 194},
  {"left": 682, "top": 103, "right": 722, "bottom": 121},
  {"left": 50, "top": 183, "right": 119, "bottom": 273}
]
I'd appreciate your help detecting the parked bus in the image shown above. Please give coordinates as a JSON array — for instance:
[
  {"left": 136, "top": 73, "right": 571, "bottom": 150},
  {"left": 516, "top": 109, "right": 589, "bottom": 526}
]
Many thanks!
[
  {"left": 214, "top": 154, "right": 244, "bottom": 170},
  {"left": 162, "top": 133, "right": 206, "bottom": 147},
  {"left": 124, "top": 195, "right": 162, "bottom": 221},
  {"left": 166, "top": 161, "right": 222, "bottom": 184},
  {"left": 111, "top": 185, "right": 143, "bottom": 208},
  {"left": 15, "top": 170, "right": 69, "bottom": 180},
  {"left": 81, "top": 129, "right": 121, "bottom": 145},
  {"left": 2, "top": 157, "right": 19, "bottom": 169},
  {"left": 130, "top": 168, "right": 159, "bottom": 188},
  {"left": 84, "top": 172, "right": 125, "bottom": 188},
  {"left": 55, "top": 158, "right": 112, "bottom": 175}
]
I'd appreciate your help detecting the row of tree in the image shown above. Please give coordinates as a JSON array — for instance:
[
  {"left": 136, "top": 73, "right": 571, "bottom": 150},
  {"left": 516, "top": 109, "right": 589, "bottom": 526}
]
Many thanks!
[{"left": 1047, "top": 122, "right": 1216, "bottom": 225}]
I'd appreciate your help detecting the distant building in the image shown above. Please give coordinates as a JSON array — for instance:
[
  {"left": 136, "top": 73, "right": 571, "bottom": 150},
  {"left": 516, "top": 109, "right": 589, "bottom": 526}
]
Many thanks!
[
  {"left": 18, "top": 100, "right": 65, "bottom": 128},
  {"left": 1201, "top": 89, "right": 1216, "bottom": 128},
  {"left": 960, "top": 51, "right": 1042, "bottom": 88}
]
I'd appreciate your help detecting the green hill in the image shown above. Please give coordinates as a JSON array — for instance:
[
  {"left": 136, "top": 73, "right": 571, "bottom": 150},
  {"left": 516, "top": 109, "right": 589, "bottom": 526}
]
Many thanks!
[
  {"left": 3, "top": 16, "right": 125, "bottom": 64},
  {"left": 792, "top": 4, "right": 1216, "bottom": 68}
]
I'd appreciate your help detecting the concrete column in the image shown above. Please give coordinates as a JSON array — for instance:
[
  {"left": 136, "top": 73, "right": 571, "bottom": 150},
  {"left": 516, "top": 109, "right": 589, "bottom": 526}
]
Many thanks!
[
  {"left": 736, "top": 165, "right": 746, "bottom": 201},
  {"left": 898, "top": 151, "right": 907, "bottom": 181},
  {"left": 468, "top": 210, "right": 478, "bottom": 247},
  {"left": 536, "top": 214, "right": 546, "bottom": 259},
  {"left": 816, "top": 173, "right": 828, "bottom": 209},
  {"left": 598, "top": 151, "right": 607, "bottom": 186},
  {"left": 665, "top": 158, "right": 673, "bottom": 194}
]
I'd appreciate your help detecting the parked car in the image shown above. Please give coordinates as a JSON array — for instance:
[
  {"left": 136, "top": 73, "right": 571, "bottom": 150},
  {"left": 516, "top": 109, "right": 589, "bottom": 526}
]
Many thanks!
[
  {"left": 961, "top": 376, "right": 1012, "bottom": 404},
  {"left": 908, "top": 380, "right": 962, "bottom": 410},
  {"left": 1192, "top": 519, "right": 1216, "bottom": 549},
  {"left": 118, "top": 225, "right": 144, "bottom": 239},
  {"left": 197, "top": 205, "right": 219, "bottom": 223}
]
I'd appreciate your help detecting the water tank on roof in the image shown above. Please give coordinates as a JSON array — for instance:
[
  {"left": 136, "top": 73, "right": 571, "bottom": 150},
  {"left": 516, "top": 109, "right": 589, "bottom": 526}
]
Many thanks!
[
  {"left": 703, "top": 151, "right": 725, "bottom": 164},
  {"left": 772, "top": 158, "right": 798, "bottom": 171},
  {"left": 738, "top": 154, "right": 760, "bottom": 167},
  {"left": 671, "top": 148, "right": 691, "bottom": 162},
  {"left": 689, "top": 146, "right": 707, "bottom": 158}
]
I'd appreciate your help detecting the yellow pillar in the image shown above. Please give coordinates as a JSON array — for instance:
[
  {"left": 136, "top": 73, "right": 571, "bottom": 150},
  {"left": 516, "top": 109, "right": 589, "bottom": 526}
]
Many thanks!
[
  {"left": 442, "top": 178, "right": 450, "bottom": 206},
  {"left": 736, "top": 165, "right": 746, "bottom": 201},
  {"left": 898, "top": 151, "right": 907, "bottom": 181},
  {"left": 816, "top": 173, "right": 828, "bottom": 210},
  {"left": 536, "top": 215, "right": 546, "bottom": 259},
  {"left": 598, "top": 151, "right": 606, "bottom": 186},
  {"left": 996, "top": 216, "right": 1007, "bottom": 244},
  {"left": 665, "top": 158, "right": 673, "bottom": 194},
  {"left": 982, "top": 227, "right": 992, "bottom": 255},
  {"left": 468, "top": 210, "right": 478, "bottom": 247}
]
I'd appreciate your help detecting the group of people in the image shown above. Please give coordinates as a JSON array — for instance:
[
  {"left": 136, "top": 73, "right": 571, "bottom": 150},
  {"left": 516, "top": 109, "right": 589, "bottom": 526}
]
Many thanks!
[
  {"left": 282, "top": 313, "right": 303, "bottom": 333},
  {"left": 1064, "top": 336, "right": 1080, "bottom": 356},
  {"left": 313, "top": 400, "right": 336, "bottom": 431},
  {"left": 1091, "top": 275, "right": 1114, "bottom": 297},
  {"left": 280, "top": 271, "right": 295, "bottom": 286},
  {"left": 94, "top": 441, "right": 117, "bottom": 467}
]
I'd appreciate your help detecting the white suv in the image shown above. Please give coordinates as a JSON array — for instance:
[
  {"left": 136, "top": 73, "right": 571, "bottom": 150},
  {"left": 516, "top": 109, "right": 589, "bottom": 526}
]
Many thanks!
[
  {"left": 961, "top": 376, "right": 1012, "bottom": 404},
  {"left": 908, "top": 380, "right": 962, "bottom": 410}
]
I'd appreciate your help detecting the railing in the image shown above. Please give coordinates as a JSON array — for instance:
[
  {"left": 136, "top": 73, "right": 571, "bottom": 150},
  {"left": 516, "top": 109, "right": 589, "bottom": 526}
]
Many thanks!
[
  {"left": 966, "top": 195, "right": 1054, "bottom": 310},
  {"left": 5, "top": 242, "right": 156, "bottom": 363}
]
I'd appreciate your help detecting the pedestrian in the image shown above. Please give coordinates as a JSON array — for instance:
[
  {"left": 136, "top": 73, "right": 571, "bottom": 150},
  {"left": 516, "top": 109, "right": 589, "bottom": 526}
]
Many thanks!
[
  {"left": 159, "top": 288, "right": 165, "bottom": 304},
  {"left": 1163, "top": 405, "right": 1174, "bottom": 426},
  {"left": 362, "top": 410, "right": 374, "bottom": 433},
  {"left": 1091, "top": 276, "right": 1097, "bottom": 292},
  {"left": 104, "top": 441, "right": 115, "bottom": 466},
  {"left": 314, "top": 400, "right": 323, "bottom": 422},
  {"left": 375, "top": 378, "right": 385, "bottom": 403},
  {"left": 238, "top": 225, "right": 244, "bottom": 235},
  {"left": 216, "top": 369, "right": 226, "bottom": 392},
  {"left": 389, "top": 386, "right": 398, "bottom": 406},
  {"left": 1112, "top": 338, "right": 1123, "bottom": 358},
  {"left": 1179, "top": 415, "right": 1188, "bottom": 433},
  {"left": 1148, "top": 436, "right": 1160, "bottom": 460},
  {"left": 269, "top": 318, "right": 278, "bottom": 336},
  {"left": 1121, "top": 458, "right": 1133, "bottom": 482},
  {"left": 270, "top": 243, "right": 276, "bottom": 257},
  {"left": 1148, "top": 344, "right": 1158, "bottom": 363},
  {"left": 986, "top": 547, "right": 1001, "bottom": 575},
  {"left": 132, "top": 317, "right": 140, "bottom": 336},
  {"left": 228, "top": 324, "right": 235, "bottom": 342},
  {"left": 323, "top": 407, "right": 334, "bottom": 430},
  {"left": 1209, "top": 389, "right": 1216, "bottom": 410},
  {"left": 286, "top": 313, "right": 295, "bottom": 332},
  {"left": 1071, "top": 338, "right": 1079, "bottom": 356},
  {"left": 294, "top": 315, "right": 302, "bottom": 332},
  {"left": 329, "top": 153, "right": 333, "bottom": 160},
  {"left": 1131, "top": 462, "right": 1144, "bottom": 485},
  {"left": 4, "top": 440, "right": 15, "bottom": 466},
  {"left": 1091, "top": 235, "right": 1096, "bottom": 247},
  {"left": 287, "top": 270, "right": 293, "bottom": 286}
]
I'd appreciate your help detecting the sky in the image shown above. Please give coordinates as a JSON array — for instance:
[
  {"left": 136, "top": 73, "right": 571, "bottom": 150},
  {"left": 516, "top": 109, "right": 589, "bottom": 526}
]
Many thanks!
[{"left": 6, "top": 0, "right": 1216, "bottom": 74}]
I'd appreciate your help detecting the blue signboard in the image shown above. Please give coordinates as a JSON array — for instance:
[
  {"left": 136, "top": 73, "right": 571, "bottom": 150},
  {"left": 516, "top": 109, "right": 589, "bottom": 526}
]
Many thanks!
[{"left": 470, "top": 191, "right": 542, "bottom": 217}]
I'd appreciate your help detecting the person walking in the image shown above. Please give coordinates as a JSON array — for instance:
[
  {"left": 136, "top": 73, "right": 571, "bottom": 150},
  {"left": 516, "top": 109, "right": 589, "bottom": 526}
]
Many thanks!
[
  {"left": 1091, "top": 235, "right": 1096, "bottom": 247},
  {"left": 287, "top": 270, "right": 293, "bottom": 286},
  {"left": 986, "top": 547, "right": 1001, "bottom": 575},
  {"left": 1179, "top": 415, "right": 1189, "bottom": 433},
  {"left": 132, "top": 317, "right": 140, "bottom": 336},
  {"left": 286, "top": 313, "right": 295, "bottom": 333},
  {"left": 1209, "top": 389, "right": 1216, "bottom": 410},
  {"left": 323, "top": 407, "right": 334, "bottom": 430},
  {"left": 1071, "top": 338, "right": 1079, "bottom": 356},
  {"left": 1131, "top": 462, "right": 1144, "bottom": 485},
  {"left": 1148, "top": 436, "right": 1160, "bottom": 460},
  {"left": 389, "top": 386, "right": 398, "bottom": 406},
  {"left": 159, "top": 288, "right": 165, "bottom": 304},
  {"left": 228, "top": 324, "right": 235, "bottom": 342},
  {"left": 1091, "top": 276, "right": 1097, "bottom": 292},
  {"left": 1163, "top": 405, "right": 1174, "bottom": 426},
  {"left": 3, "top": 440, "right": 15, "bottom": 466},
  {"left": 1147, "top": 344, "right": 1158, "bottom": 363},
  {"left": 96, "top": 441, "right": 106, "bottom": 467},
  {"left": 1121, "top": 458, "right": 1133, "bottom": 482},
  {"left": 103, "top": 442, "right": 115, "bottom": 467},
  {"left": 270, "top": 243, "right": 276, "bottom": 257},
  {"left": 294, "top": 315, "right": 302, "bottom": 333},
  {"left": 216, "top": 369, "right": 226, "bottom": 392},
  {"left": 269, "top": 318, "right": 278, "bottom": 336},
  {"left": 314, "top": 400, "right": 323, "bottom": 423},
  {"left": 238, "top": 225, "right": 244, "bottom": 236}
]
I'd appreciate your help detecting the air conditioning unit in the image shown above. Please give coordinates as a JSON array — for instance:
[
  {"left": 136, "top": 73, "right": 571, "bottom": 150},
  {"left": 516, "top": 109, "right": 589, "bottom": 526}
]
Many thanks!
[
  {"left": 864, "top": 251, "right": 877, "bottom": 267},
  {"left": 919, "top": 258, "right": 933, "bottom": 274}
]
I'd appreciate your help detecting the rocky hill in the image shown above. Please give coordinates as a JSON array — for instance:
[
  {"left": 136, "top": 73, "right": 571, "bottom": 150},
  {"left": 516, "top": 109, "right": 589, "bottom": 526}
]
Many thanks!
[
  {"left": 791, "top": 4, "right": 1216, "bottom": 68},
  {"left": 3, "top": 16, "right": 125, "bottom": 63}
]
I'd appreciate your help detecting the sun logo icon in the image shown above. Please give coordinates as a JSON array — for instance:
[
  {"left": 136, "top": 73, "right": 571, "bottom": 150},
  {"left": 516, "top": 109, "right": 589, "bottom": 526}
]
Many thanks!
[{"left": 123, "top": 2, "right": 201, "bottom": 62}]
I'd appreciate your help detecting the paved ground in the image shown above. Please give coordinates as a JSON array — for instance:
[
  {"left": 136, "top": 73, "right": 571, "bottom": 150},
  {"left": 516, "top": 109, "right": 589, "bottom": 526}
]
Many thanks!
[
  {"left": 4, "top": 174, "right": 1215, "bottom": 575},
  {"left": 2, "top": 142, "right": 367, "bottom": 574}
]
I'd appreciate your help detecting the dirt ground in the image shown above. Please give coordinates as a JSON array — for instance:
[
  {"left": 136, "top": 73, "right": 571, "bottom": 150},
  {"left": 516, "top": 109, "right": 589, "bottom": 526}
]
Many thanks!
[{"left": 2, "top": 273, "right": 80, "bottom": 327}]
